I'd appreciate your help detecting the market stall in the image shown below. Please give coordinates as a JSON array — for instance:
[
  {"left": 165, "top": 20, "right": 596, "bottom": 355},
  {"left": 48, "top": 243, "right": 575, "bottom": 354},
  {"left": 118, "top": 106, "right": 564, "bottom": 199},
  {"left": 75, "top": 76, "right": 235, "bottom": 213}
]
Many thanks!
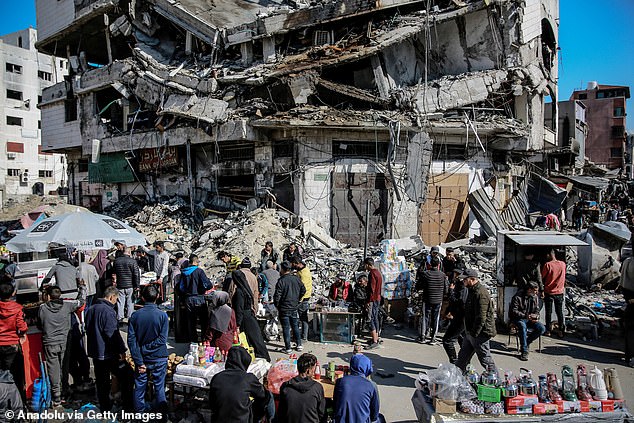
[{"left": 411, "top": 362, "right": 630, "bottom": 423}]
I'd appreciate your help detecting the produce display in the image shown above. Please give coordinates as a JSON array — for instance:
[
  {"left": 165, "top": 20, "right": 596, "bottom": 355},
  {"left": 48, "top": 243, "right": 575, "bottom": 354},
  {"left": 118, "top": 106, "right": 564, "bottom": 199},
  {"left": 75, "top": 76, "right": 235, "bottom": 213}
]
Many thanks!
[{"left": 415, "top": 362, "right": 627, "bottom": 416}]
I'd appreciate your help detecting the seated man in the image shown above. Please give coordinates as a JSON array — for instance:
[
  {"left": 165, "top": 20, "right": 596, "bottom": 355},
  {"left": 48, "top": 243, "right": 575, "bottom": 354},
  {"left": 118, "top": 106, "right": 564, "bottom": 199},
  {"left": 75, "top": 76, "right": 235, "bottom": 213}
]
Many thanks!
[
  {"left": 334, "top": 354, "right": 380, "bottom": 423},
  {"left": 328, "top": 273, "right": 351, "bottom": 302},
  {"left": 510, "top": 281, "right": 545, "bottom": 361}
]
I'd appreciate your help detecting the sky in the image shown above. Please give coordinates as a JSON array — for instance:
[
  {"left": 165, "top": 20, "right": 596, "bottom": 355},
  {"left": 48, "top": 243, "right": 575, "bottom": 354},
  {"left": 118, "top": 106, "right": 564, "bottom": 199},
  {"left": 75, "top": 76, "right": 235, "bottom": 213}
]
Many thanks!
[{"left": 0, "top": 1, "right": 632, "bottom": 130}]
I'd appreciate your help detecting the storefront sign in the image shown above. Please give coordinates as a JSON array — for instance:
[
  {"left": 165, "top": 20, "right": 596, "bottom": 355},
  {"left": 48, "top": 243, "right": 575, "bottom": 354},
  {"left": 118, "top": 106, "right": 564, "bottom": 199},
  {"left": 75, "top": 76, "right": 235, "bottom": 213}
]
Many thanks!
[{"left": 139, "top": 147, "right": 179, "bottom": 172}]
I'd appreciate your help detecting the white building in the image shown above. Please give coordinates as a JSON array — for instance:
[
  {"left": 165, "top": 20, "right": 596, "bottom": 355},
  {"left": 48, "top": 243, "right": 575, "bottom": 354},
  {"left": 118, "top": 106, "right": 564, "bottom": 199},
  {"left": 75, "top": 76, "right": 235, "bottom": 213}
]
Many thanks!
[{"left": 0, "top": 27, "right": 67, "bottom": 206}]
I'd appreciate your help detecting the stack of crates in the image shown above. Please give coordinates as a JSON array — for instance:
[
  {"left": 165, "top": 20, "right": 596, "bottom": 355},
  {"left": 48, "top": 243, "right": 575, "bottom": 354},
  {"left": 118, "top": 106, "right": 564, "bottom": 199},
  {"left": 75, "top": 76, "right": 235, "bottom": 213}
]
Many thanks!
[{"left": 377, "top": 239, "right": 412, "bottom": 300}]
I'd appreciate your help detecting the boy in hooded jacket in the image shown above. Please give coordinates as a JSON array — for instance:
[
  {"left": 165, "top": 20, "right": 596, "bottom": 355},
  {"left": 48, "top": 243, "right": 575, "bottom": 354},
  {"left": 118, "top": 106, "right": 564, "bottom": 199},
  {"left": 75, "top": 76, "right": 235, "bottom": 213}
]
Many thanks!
[
  {"left": 0, "top": 283, "right": 26, "bottom": 394},
  {"left": 278, "top": 353, "right": 325, "bottom": 423},
  {"left": 38, "top": 285, "right": 86, "bottom": 405}
]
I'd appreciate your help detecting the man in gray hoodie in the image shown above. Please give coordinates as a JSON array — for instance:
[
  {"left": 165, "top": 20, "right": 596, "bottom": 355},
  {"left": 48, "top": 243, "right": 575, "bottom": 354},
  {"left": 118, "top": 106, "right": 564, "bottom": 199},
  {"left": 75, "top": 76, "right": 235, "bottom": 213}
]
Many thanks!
[{"left": 38, "top": 285, "right": 85, "bottom": 405}]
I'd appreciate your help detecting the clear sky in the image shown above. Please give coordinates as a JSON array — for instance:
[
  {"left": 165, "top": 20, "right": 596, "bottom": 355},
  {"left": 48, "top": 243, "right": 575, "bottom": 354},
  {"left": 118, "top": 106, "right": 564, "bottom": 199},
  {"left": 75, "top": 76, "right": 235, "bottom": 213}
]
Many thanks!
[{"left": 0, "top": 1, "right": 632, "bottom": 130}]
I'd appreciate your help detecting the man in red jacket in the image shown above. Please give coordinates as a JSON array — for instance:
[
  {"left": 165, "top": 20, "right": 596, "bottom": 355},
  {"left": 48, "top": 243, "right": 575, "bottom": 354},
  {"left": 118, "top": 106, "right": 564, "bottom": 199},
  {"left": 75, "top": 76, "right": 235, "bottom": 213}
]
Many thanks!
[
  {"left": 0, "top": 283, "right": 27, "bottom": 390},
  {"left": 541, "top": 249, "right": 566, "bottom": 337},
  {"left": 364, "top": 258, "right": 383, "bottom": 350}
]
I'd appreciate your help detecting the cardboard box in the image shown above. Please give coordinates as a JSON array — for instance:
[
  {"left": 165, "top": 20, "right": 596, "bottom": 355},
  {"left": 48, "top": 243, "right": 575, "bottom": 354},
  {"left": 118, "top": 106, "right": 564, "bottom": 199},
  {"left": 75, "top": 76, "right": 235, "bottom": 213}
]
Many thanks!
[
  {"left": 580, "top": 400, "right": 602, "bottom": 412},
  {"left": 505, "top": 394, "right": 539, "bottom": 407},
  {"left": 533, "top": 403, "right": 559, "bottom": 415},
  {"left": 506, "top": 405, "right": 533, "bottom": 415},
  {"left": 555, "top": 400, "right": 582, "bottom": 413},
  {"left": 433, "top": 398, "right": 456, "bottom": 414}
]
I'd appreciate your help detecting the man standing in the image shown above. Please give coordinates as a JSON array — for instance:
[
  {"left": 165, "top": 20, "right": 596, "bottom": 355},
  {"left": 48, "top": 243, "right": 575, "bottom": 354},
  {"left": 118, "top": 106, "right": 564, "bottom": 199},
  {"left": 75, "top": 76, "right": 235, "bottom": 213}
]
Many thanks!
[
  {"left": 152, "top": 241, "right": 170, "bottom": 284},
  {"left": 542, "top": 249, "right": 566, "bottom": 337},
  {"left": 442, "top": 267, "right": 469, "bottom": 364},
  {"left": 416, "top": 257, "right": 447, "bottom": 345},
  {"left": 77, "top": 253, "right": 99, "bottom": 308},
  {"left": 426, "top": 246, "right": 444, "bottom": 271},
  {"left": 455, "top": 269, "right": 497, "bottom": 372},
  {"left": 114, "top": 247, "right": 140, "bottom": 323},
  {"left": 274, "top": 262, "right": 306, "bottom": 353},
  {"left": 262, "top": 261, "right": 280, "bottom": 301},
  {"left": 278, "top": 353, "right": 326, "bottom": 423},
  {"left": 333, "top": 354, "right": 380, "bottom": 423},
  {"left": 364, "top": 258, "right": 382, "bottom": 350},
  {"left": 260, "top": 241, "right": 280, "bottom": 271},
  {"left": 43, "top": 251, "right": 79, "bottom": 299},
  {"left": 128, "top": 285, "right": 169, "bottom": 413},
  {"left": 0, "top": 283, "right": 26, "bottom": 392},
  {"left": 291, "top": 257, "right": 312, "bottom": 341},
  {"left": 510, "top": 281, "right": 545, "bottom": 361},
  {"left": 515, "top": 252, "right": 543, "bottom": 292},
  {"left": 442, "top": 248, "right": 462, "bottom": 277},
  {"left": 85, "top": 286, "right": 127, "bottom": 411},
  {"left": 179, "top": 255, "right": 213, "bottom": 342}
]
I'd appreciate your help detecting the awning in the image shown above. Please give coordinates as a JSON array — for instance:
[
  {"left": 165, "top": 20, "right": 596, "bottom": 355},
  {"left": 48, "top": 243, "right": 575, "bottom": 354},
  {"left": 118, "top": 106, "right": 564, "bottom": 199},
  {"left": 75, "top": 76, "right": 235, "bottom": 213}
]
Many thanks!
[
  {"left": 566, "top": 175, "right": 609, "bottom": 191},
  {"left": 506, "top": 233, "right": 589, "bottom": 247}
]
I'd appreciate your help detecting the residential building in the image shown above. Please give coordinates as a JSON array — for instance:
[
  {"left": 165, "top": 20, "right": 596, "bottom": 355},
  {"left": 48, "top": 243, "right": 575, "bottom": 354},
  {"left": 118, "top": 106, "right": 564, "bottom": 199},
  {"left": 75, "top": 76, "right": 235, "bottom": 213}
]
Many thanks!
[
  {"left": 626, "top": 133, "right": 634, "bottom": 179},
  {"left": 570, "top": 82, "right": 630, "bottom": 170},
  {"left": 36, "top": 0, "right": 558, "bottom": 246},
  {"left": 0, "top": 27, "right": 67, "bottom": 206},
  {"left": 544, "top": 99, "right": 587, "bottom": 175}
]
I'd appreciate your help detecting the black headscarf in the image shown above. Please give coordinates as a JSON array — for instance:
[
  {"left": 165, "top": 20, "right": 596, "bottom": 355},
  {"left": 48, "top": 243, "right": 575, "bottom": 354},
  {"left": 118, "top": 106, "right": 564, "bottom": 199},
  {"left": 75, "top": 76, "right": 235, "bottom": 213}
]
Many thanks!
[
  {"left": 225, "top": 346, "right": 252, "bottom": 371},
  {"left": 208, "top": 291, "right": 232, "bottom": 333},
  {"left": 231, "top": 269, "right": 254, "bottom": 306}
]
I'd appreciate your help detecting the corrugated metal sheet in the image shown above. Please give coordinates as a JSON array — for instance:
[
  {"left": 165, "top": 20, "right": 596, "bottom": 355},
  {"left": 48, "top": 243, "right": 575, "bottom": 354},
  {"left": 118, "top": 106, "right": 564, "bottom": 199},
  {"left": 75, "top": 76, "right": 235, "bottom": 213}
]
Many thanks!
[
  {"left": 528, "top": 173, "right": 567, "bottom": 213},
  {"left": 567, "top": 176, "right": 610, "bottom": 191},
  {"left": 467, "top": 188, "right": 506, "bottom": 238},
  {"left": 506, "top": 233, "right": 589, "bottom": 247},
  {"left": 501, "top": 184, "right": 529, "bottom": 227}
]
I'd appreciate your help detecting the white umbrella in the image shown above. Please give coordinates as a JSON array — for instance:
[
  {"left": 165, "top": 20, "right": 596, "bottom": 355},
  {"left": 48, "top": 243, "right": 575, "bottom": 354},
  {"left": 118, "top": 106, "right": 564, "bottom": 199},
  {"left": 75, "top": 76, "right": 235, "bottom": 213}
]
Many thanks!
[{"left": 6, "top": 210, "right": 147, "bottom": 253}]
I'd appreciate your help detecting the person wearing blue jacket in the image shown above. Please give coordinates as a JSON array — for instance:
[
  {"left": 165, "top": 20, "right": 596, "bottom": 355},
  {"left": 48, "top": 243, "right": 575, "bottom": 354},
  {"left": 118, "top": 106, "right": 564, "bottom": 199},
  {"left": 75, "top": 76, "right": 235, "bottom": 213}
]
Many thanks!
[
  {"left": 178, "top": 254, "right": 213, "bottom": 342},
  {"left": 334, "top": 354, "right": 380, "bottom": 423},
  {"left": 85, "top": 286, "right": 127, "bottom": 412},
  {"left": 128, "top": 285, "right": 169, "bottom": 414}
]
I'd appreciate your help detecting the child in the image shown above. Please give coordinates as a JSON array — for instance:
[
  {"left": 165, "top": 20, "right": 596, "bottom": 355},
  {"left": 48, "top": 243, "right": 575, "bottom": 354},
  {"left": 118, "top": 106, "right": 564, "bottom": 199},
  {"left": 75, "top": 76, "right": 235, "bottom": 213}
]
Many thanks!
[
  {"left": 38, "top": 285, "right": 86, "bottom": 405},
  {"left": 0, "top": 283, "right": 27, "bottom": 391}
]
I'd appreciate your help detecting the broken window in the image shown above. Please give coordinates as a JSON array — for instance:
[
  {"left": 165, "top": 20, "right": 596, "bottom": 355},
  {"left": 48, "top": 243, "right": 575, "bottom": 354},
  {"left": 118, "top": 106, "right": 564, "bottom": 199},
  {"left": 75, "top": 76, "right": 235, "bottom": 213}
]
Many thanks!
[
  {"left": 273, "top": 141, "right": 294, "bottom": 158},
  {"left": 94, "top": 88, "right": 124, "bottom": 132},
  {"left": 39, "top": 170, "right": 53, "bottom": 178},
  {"left": 217, "top": 144, "right": 255, "bottom": 162},
  {"left": 78, "top": 159, "right": 89, "bottom": 173},
  {"left": 38, "top": 70, "right": 52, "bottom": 81},
  {"left": 611, "top": 126, "right": 625, "bottom": 138},
  {"left": 577, "top": 93, "right": 587, "bottom": 100},
  {"left": 614, "top": 107, "right": 625, "bottom": 117},
  {"left": 6, "top": 116, "right": 22, "bottom": 126},
  {"left": 6, "top": 63, "right": 22, "bottom": 74},
  {"left": 597, "top": 89, "right": 627, "bottom": 99},
  {"left": 611, "top": 148, "right": 622, "bottom": 158},
  {"left": 6, "top": 89, "right": 22, "bottom": 101},
  {"left": 65, "top": 99, "right": 77, "bottom": 122},
  {"left": 332, "top": 141, "right": 389, "bottom": 160}
]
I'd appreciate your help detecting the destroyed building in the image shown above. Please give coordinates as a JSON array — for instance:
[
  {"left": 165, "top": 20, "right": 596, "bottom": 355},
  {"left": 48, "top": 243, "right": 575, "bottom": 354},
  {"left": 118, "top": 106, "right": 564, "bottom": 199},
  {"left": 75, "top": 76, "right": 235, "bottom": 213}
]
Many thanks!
[{"left": 36, "top": 0, "right": 559, "bottom": 247}]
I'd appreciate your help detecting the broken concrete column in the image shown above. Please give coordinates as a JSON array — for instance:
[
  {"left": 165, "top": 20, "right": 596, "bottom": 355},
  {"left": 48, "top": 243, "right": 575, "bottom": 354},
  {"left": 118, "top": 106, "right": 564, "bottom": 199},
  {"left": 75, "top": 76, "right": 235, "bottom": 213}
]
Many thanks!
[
  {"left": 240, "top": 42, "right": 254, "bottom": 66},
  {"left": 185, "top": 31, "right": 193, "bottom": 56},
  {"left": 370, "top": 55, "right": 390, "bottom": 99},
  {"left": 263, "top": 36, "right": 276, "bottom": 63}
]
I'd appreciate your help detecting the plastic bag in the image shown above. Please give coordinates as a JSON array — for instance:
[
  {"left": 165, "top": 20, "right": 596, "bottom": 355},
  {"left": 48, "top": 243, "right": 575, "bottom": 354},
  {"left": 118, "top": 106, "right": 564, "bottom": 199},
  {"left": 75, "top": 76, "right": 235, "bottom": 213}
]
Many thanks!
[
  {"left": 425, "top": 363, "right": 476, "bottom": 402},
  {"left": 267, "top": 359, "right": 298, "bottom": 394}
]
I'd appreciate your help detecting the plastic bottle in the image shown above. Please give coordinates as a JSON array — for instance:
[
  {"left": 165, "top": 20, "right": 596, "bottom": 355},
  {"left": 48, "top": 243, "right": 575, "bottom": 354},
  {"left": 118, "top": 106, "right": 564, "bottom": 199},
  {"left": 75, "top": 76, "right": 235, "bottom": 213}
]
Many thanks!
[
  {"left": 214, "top": 348, "right": 223, "bottom": 363},
  {"left": 314, "top": 361, "right": 321, "bottom": 380}
]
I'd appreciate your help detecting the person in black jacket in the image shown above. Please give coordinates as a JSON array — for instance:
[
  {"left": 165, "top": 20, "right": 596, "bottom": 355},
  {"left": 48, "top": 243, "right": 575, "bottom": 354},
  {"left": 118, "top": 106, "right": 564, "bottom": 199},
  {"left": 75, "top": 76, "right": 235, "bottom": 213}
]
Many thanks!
[
  {"left": 442, "top": 266, "right": 468, "bottom": 364},
  {"left": 510, "top": 281, "right": 545, "bottom": 361},
  {"left": 231, "top": 269, "right": 271, "bottom": 361},
  {"left": 114, "top": 247, "right": 140, "bottom": 322},
  {"left": 209, "top": 346, "right": 272, "bottom": 423},
  {"left": 85, "top": 286, "right": 127, "bottom": 411},
  {"left": 178, "top": 255, "right": 213, "bottom": 342},
  {"left": 274, "top": 262, "right": 306, "bottom": 354},
  {"left": 416, "top": 257, "right": 448, "bottom": 345},
  {"left": 278, "top": 353, "right": 326, "bottom": 423}
]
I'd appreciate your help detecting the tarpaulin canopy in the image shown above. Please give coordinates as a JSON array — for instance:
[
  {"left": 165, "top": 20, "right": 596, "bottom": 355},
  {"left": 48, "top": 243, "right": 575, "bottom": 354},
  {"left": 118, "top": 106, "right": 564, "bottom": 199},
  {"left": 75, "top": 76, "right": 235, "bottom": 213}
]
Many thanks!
[
  {"left": 6, "top": 211, "right": 146, "bottom": 253},
  {"left": 506, "top": 233, "right": 589, "bottom": 247},
  {"left": 527, "top": 174, "right": 567, "bottom": 213}
]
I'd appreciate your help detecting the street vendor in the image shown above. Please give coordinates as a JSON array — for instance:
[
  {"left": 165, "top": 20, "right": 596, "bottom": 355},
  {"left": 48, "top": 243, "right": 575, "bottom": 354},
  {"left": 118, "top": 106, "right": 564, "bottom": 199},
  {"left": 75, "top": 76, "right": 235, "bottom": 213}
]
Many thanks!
[{"left": 328, "top": 273, "right": 351, "bottom": 302}]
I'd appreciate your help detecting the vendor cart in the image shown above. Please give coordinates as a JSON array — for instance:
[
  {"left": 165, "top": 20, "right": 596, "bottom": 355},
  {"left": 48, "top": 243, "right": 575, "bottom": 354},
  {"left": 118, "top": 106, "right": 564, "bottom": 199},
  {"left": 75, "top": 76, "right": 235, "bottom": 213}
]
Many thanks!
[{"left": 495, "top": 231, "right": 589, "bottom": 327}]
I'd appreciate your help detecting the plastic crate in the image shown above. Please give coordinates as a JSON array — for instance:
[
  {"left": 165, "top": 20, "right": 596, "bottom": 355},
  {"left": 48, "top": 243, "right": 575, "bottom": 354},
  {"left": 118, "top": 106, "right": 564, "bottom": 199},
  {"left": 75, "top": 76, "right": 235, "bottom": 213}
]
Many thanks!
[{"left": 477, "top": 385, "right": 501, "bottom": 402}]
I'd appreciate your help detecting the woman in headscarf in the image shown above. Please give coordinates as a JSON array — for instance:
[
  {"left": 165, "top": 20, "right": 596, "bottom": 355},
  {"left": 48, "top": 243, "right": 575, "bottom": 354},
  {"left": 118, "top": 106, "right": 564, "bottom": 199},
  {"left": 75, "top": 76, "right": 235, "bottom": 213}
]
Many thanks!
[
  {"left": 229, "top": 268, "right": 271, "bottom": 361},
  {"left": 206, "top": 291, "right": 237, "bottom": 353},
  {"left": 209, "top": 346, "right": 273, "bottom": 423},
  {"left": 334, "top": 354, "right": 380, "bottom": 423}
]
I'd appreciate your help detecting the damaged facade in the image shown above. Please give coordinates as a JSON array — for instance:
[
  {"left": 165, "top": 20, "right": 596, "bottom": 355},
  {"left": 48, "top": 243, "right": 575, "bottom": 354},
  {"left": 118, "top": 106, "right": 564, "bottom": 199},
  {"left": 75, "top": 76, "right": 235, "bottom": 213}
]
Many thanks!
[{"left": 36, "top": 0, "right": 559, "bottom": 247}]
